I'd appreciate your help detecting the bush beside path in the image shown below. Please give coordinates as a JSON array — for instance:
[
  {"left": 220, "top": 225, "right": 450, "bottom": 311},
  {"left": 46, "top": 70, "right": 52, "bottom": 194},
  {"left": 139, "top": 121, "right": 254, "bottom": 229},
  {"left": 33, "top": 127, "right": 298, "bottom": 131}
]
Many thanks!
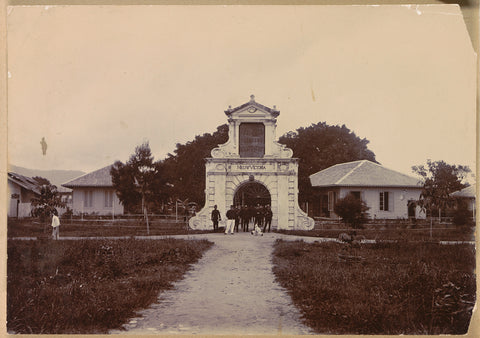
[{"left": 7, "top": 238, "right": 212, "bottom": 334}]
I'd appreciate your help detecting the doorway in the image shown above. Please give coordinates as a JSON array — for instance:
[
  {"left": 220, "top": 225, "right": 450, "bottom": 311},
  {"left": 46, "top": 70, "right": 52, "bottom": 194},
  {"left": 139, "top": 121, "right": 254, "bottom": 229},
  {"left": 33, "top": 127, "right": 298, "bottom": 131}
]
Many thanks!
[{"left": 233, "top": 182, "right": 271, "bottom": 206}]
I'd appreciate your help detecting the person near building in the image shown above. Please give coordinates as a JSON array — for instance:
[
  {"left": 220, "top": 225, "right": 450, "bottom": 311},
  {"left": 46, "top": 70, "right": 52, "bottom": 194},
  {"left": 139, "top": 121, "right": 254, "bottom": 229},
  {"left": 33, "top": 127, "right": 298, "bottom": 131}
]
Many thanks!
[
  {"left": 51, "top": 209, "right": 60, "bottom": 240},
  {"left": 240, "top": 205, "right": 249, "bottom": 232},
  {"left": 211, "top": 205, "right": 221, "bottom": 232},
  {"left": 254, "top": 204, "right": 263, "bottom": 228},
  {"left": 225, "top": 205, "right": 236, "bottom": 235},
  {"left": 247, "top": 205, "right": 255, "bottom": 231},
  {"left": 263, "top": 205, "right": 273, "bottom": 233},
  {"left": 234, "top": 205, "right": 241, "bottom": 232}
]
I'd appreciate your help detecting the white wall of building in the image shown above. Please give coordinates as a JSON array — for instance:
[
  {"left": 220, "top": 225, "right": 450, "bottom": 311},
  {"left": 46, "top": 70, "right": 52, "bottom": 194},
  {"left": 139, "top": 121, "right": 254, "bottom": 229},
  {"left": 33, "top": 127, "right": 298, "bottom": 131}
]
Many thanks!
[
  {"left": 71, "top": 187, "right": 124, "bottom": 216},
  {"left": 7, "top": 180, "right": 35, "bottom": 218},
  {"left": 337, "top": 186, "right": 425, "bottom": 219}
]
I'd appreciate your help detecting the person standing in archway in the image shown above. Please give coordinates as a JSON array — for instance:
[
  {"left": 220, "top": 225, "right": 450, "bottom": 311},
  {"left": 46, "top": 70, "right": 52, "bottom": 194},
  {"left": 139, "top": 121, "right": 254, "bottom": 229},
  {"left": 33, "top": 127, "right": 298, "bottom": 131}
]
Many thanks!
[
  {"left": 240, "top": 205, "right": 249, "bottom": 232},
  {"left": 254, "top": 204, "right": 263, "bottom": 228},
  {"left": 234, "top": 205, "right": 241, "bottom": 232},
  {"left": 263, "top": 205, "right": 273, "bottom": 233},
  {"left": 225, "top": 205, "right": 236, "bottom": 235},
  {"left": 211, "top": 205, "right": 221, "bottom": 232},
  {"left": 247, "top": 205, "right": 255, "bottom": 231}
]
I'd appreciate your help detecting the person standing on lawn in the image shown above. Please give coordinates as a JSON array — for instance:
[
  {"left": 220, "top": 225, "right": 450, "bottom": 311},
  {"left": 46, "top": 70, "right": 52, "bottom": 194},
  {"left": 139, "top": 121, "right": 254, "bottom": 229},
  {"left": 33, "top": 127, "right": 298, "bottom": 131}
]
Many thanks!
[
  {"left": 211, "top": 205, "right": 221, "bottom": 232},
  {"left": 225, "top": 205, "right": 236, "bottom": 235},
  {"left": 51, "top": 209, "right": 60, "bottom": 240}
]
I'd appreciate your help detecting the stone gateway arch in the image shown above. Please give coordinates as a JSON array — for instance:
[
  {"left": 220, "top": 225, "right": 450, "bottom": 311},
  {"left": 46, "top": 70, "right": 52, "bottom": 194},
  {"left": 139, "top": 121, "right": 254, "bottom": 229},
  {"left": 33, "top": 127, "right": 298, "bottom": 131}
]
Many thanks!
[{"left": 189, "top": 95, "right": 314, "bottom": 231}]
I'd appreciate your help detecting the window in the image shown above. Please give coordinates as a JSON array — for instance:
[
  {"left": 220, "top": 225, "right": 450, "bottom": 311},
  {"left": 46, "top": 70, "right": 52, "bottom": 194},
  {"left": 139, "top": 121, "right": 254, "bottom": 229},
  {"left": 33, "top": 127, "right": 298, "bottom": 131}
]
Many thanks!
[
  {"left": 328, "top": 191, "right": 336, "bottom": 211},
  {"left": 84, "top": 190, "right": 93, "bottom": 208},
  {"left": 239, "top": 123, "right": 265, "bottom": 157},
  {"left": 104, "top": 190, "right": 113, "bottom": 208},
  {"left": 379, "top": 191, "right": 389, "bottom": 211}
]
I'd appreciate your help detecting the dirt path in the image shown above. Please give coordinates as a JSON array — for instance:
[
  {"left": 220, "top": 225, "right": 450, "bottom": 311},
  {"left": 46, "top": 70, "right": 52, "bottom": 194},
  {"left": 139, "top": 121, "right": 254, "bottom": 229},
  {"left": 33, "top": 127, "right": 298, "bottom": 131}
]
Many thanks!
[{"left": 111, "top": 232, "right": 313, "bottom": 335}]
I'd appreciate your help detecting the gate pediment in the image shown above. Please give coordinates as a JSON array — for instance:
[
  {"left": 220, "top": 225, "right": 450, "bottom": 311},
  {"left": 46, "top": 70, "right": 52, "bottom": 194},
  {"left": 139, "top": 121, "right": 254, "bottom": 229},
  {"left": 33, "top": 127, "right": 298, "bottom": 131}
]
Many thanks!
[
  {"left": 211, "top": 95, "right": 293, "bottom": 159},
  {"left": 224, "top": 95, "right": 280, "bottom": 120}
]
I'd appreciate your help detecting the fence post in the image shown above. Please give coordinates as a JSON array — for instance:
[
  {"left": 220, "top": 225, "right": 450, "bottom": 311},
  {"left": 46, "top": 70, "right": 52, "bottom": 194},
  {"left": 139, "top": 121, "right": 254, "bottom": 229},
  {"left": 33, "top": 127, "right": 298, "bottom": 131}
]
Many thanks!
[{"left": 430, "top": 217, "right": 433, "bottom": 239}]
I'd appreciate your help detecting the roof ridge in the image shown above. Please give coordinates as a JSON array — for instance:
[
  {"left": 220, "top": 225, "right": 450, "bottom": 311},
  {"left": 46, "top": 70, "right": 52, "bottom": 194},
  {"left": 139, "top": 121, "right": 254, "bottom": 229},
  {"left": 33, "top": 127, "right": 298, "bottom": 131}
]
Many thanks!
[
  {"left": 225, "top": 96, "right": 280, "bottom": 116},
  {"left": 371, "top": 161, "right": 420, "bottom": 181},
  {"left": 335, "top": 160, "right": 366, "bottom": 185},
  {"left": 62, "top": 164, "right": 113, "bottom": 186}
]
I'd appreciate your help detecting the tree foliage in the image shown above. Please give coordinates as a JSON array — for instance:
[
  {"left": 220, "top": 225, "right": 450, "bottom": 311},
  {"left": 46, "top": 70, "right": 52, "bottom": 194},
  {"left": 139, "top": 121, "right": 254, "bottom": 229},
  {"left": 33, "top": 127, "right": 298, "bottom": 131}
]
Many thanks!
[
  {"left": 334, "top": 193, "right": 370, "bottom": 229},
  {"left": 162, "top": 124, "right": 229, "bottom": 206},
  {"left": 111, "top": 142, "right": 170, "bottom": 217},
  {"left": 412, "top": 160, "right": 471, "bottom": 217},
  {"left": 278, "top": 122, "right": 377, "bottom": 202},
  {"left": 32, "top": 176, "right": 51, "bottom": 186},
  {"left": 31, "top": 184, "right": 66, "bottom": 222}
]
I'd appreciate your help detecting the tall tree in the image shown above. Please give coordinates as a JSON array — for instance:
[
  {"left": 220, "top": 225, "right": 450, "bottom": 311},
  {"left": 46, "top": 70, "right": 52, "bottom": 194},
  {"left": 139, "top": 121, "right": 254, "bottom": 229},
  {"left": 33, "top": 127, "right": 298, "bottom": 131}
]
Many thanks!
[
  {"left": 278, "top": 122, "right": 377, "bottom": 202},
  {"left": 162, "top": 124, "right": 229, "bottom": 206},
  {"left": 412, "top": 159, "right": 471, "bottom": 218},
  {"left": 31, "top": 184, "right": 66, "bottom": 232},
  {"left": 111, "top": 142, "right": 169, "bottom": 234}
]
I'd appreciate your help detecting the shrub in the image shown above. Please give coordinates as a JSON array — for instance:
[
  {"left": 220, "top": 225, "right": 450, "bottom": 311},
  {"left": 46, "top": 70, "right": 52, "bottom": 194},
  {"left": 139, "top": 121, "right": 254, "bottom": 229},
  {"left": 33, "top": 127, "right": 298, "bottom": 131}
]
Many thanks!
[
  {"left": 452, "top": 199, "right": 473, "bottom": 226},
  {"left": 334, "top": 194, "right": 369, "bottom": 229}
]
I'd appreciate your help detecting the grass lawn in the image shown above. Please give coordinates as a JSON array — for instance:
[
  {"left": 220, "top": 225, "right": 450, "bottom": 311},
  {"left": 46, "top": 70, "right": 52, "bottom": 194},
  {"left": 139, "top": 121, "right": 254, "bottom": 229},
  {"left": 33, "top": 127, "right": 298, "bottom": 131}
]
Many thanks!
[
  {"left": 272, "top": 239, "right": 475, "bottom": 334},
  {"left": 7, "top": 238, "right": 213, "bottom": 334},
  {"left": 8, "top": 219, "right": 213, "bottom": 238}
]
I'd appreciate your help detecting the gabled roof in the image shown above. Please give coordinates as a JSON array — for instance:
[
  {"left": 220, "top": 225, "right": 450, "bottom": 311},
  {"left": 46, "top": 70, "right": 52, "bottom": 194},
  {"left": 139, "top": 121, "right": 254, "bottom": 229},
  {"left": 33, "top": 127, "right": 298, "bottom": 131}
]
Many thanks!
[
  {"left": 8, "top": 172, "right": 42, "bottom": 195},
  {"left": 62, "top": 165, "right": 114, "bottom": 188},
  {"left": 224, "top": 95, "right": 280, "bottom": 117},
  {"left": 309, "top": 160, "right": 422, "bottom": 188},
  {"left": 451, "top": 184, "right": 476, "bottom": 199}
]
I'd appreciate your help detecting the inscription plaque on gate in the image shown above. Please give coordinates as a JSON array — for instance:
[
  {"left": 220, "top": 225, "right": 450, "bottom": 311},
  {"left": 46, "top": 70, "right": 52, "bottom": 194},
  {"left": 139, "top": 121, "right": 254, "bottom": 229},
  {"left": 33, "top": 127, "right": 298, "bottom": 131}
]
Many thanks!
[{"left": 239, "top": 123, "right": 265, "bottom": 157}]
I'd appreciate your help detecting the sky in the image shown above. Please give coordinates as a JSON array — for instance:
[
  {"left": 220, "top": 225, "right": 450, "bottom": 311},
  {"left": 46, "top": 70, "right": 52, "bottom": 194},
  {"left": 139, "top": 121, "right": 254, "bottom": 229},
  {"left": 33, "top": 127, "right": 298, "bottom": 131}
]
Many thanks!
[{"left": 7, "top": 5, "right": 477, "bottom": 181}]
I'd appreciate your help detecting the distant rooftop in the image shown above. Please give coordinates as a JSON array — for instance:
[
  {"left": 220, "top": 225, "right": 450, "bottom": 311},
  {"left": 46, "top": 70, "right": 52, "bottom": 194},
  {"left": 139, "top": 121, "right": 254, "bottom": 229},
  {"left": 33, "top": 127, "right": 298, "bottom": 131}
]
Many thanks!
[
  {"left": 451, "top": 184, "right": 476, "bottom": 199},
  {"left": 62, "top": 165, "right": 114, "bottom": 188},
  {"left": 309, "top": 160, "right": 422, "bottom": 188}
]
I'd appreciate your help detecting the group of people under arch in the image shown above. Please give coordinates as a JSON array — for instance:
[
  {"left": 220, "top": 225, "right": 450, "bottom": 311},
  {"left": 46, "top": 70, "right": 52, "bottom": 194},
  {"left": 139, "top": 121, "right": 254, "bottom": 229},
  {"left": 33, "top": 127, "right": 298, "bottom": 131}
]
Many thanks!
[{"left": 211, "top": 204, "right": 273, "bottom": 234}]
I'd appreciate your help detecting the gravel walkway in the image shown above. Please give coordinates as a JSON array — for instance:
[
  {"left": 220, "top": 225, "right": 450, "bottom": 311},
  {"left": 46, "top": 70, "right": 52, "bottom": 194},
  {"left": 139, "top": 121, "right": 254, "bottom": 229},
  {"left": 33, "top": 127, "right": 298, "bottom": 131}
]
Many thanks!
[{"left": 110, "top": 232, "right": 313, "bottom": 335}]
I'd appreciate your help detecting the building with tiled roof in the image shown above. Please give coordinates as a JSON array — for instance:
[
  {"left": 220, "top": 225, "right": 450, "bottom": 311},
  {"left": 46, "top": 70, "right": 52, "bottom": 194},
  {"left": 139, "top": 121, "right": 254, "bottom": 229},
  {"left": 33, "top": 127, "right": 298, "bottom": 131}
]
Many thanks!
[
  {"left": 63, "top": 165, "right": 115, "bottom": 188},
  {"left": 451, "top": 184, "right": 476, "bottom": 220},
  {"left": 451, "top": 184, "right": 476, "bottom": 199},
  {"left": 62, "top": 165, "right": 124, "bottom": 216},
  {"left": 7, "top": 172, "right": 42, "bottom": 217},
  {"left": 309, "top": 160, "right": 425, "bottom": 220},
  {"left": 8, "top": 172, "right": 73, "bottom": 218}
]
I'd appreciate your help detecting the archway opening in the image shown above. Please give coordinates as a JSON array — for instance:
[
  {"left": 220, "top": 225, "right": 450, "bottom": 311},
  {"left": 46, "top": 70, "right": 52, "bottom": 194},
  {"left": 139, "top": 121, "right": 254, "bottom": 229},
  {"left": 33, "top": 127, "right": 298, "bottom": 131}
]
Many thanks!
[{"left": 233, "top": 182, "right": 271, "bottom": 207}]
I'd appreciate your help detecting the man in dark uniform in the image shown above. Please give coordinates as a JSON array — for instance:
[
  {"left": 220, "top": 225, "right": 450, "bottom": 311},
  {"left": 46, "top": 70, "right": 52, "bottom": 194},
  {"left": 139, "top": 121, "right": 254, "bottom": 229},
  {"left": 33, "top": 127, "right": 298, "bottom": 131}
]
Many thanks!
[
  {"left": 240, "top": 205, "right": 249, "bottom": 232},
  {"left": 247, "top": 205, "right": 255, "bottom": 232},
  {"left": 234, "top": 205, "right": 241, "bottom": 232},
  {"left": 211, "top": 205, "right": 221, "bottom": 232},
  {"left": 254, "top": 204, "right": 263, "bottom": 228},
  {"left": 263, "top": 205, "right": 273, "bottom": 233}
]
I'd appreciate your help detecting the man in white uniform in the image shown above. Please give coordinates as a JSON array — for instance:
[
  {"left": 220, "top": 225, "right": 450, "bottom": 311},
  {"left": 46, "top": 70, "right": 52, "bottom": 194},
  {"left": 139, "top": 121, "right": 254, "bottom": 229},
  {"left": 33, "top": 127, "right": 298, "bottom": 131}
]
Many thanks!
[
  {"left": 225, "top": 205, "right": 236, "bottom": 235},
  {"left": 51, "top": 210, "right": 60, "bottom": 240}
]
